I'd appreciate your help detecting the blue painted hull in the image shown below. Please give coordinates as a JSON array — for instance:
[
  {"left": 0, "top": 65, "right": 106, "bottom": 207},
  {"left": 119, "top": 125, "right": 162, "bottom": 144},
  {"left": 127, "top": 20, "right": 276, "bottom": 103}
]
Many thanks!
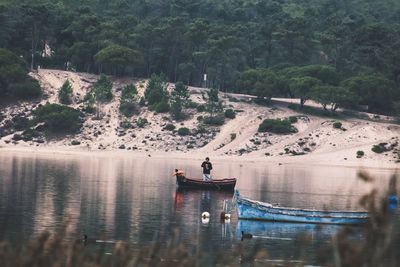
[{"left": 235, "top": 191, "right": 368, "bottom": 225}]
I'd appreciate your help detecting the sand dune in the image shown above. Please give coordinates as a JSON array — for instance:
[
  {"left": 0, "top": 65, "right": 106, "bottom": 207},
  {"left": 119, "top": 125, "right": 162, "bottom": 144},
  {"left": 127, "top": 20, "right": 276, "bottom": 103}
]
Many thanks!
[{"left": 0, "top": 69, "right": 399, "bottom": 168}]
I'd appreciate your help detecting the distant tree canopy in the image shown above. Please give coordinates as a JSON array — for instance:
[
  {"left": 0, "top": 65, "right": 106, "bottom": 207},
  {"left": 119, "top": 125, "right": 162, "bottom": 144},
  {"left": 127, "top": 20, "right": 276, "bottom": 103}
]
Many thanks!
[
  {"left": 94, "top": 44, "right": 143, "bottom": 76},
  {"left": 1, "top": 0, "right": 400, "bottom": 114},
  {"left": 0, "top": 48, "right": 41, "bottom": 99}
]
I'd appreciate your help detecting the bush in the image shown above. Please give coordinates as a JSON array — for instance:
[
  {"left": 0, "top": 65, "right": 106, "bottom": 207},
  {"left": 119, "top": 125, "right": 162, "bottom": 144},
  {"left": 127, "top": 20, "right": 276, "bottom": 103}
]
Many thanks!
[
  {"left": 371, "top": 145, "right": 384, "bottom": 154},
  {"left": 196, "top": 104, "right": 206, "bottom": 112},
  {"left": 357, "top": 150, "right": 365, "bottom": 158},
  {"left": 258, "top": 119, "right": 296, "bottom": 134},
  {"left": 178, "top": 127, "right": 190, "bottom": 136},
  {"left": 197, "top": 124, "right": 207, "bottom": 134},
  {"left": 71, "top": 140, "right": 81, "bottom": 146},
  {"left": 120, "top": 120, "right": 132, "bottom": 129},
  {"left": 136, "top": 117, "right": 148, "bottom": 128},
  {"left": 12, "top": 116, "right": 31, "bottom": 131},
  {"left": 164, "top": 123, "right": 175, "bottom": 131},
  {"left": 203, "top": 114, "right": 225, "bottom": 126},
  {"left": 288, "top": 116, "right": 298, "bottom": 123},
  {"left": 7, "top": 78, "right": 41, "bottom": 99},
  {"left": 224, "top": 109, "right": 236, "bottom": 119},
  {"left": 185, "top": 100, "right": 198, "bottom": 109},
  {"left": 33, "top": 104, "right": 82, "bottom": 133},
  {"left": 333, "top": 121, "right": 342, "bottom": 129},
  {"left": 230, "top": 133, "right": 237, "bottom": 141},
  {"left": 58, "top": 80, "right": 73, "bottom": 104},
  {"left": 120, "top": 101, "right": 138, "bottom": 117},
  {"left": 197, "top": 115, "right": 203, "bottom": 121},
  {"left": 21, "top": 129, "right": 40, "bottom": 141},
  {"left": 153, "top": 100, "right": 170, "bottom": 113}
]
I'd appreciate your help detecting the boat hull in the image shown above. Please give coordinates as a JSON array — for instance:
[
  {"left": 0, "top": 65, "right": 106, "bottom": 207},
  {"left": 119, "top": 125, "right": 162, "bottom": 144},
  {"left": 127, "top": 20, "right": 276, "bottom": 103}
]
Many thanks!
[
  {"left": 176, "top": 175, "right": 236, "bottom": 191},
  {"left": 235, "top": 192, "right": 368, "bottom": 225}
]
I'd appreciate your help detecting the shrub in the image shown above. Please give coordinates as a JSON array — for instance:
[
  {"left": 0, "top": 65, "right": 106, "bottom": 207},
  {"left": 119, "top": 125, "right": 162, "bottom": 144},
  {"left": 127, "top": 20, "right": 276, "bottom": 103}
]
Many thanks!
[
  {"left": 197, "top": 116, "right": 203, "bottom": 121},
  {"left": 136, "top": 117, "right": 148, "bottom": 128},
  {"left": 178, "top": 127, "right": 190, "bottom": 136},
  {"left": 12, "top": 116, "right": 31, "bottom": 131},
  {"left": 164, "top": 124, "right": 176, "bottom": 131},
  {"left": 230, "top": 133, "right": 237, "bottom": 141},
  {"left": 119, "top": 84, "right": 139, "bottom": 117},
  {"left": 197, "top": 124, "right": 207, "bottom": 134},
  {"left": 185, "top": 100, "right": 198, "bottom": 109},
  {"left": 120, "top": 120, "right": 132, "bottom": 129},
  {"left": 333, "top": 121, "right": 342, "bottom": 129},
  {"left": 71, "top": 140, "right": 81, "bottom": 146},
  {"left": 357, "top": 150, "right": 365, "bottom": 158},
  {"left": 203, "top": 114, "right": 225, "bottom": 126},
  {"left": 196, "top": 104, "right": 206, "bottom": 112},
  {"left": 7, "top": 78, "right": 41, "bottom": 99},
  {"left": 21, "top": 129, "right": 40, "bottom": 141},
  {"left": 58, "top": 80, "right": 73, "bottom": 104},
  {"left": 33, "top": 104, "right": 82, "bottom": 133},
  {"left": 371, "top": 145, "right": 384, "bottom": 154},
  {"left": 258, "top": 119, "right": 296, "bottom": 134},
  {"left": 288, "top": 116, "right": 298, "bottom": 123},
  {"left": 224, "top": 109, "right": 236, "bottom": 119},
  {"left": 153, "top": 100, "right": 170, "bottom": 113}
]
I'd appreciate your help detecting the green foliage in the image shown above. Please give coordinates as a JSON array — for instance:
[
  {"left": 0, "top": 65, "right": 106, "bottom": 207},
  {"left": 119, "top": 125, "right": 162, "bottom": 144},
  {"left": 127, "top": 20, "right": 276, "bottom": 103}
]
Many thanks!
[
  {"left": 289, "top": 76, "right": 321, "bottom": 107},
  {"left": 145, "top": 74, "right": 170, "bottom": 111},
  {"left": 357, "top": 150, "right": 365, "bottom": 157},
  {"left": 163, "top": 124, "right": 175, "bottom": 131},
  {"left": 119, "top": 84, "right": 138, "bottom": 117},
  {"left": 371, "top": 145, "right": 385, "bottom": 154},
  {"left": 203, "top": 114, "right": 225, "bottom": 126},
  {"left": 206, "top": 88, "right": 222, "bottom": 117},
  {"left": 288, "top": 116, "right": 298, "bottom": 123},
  {"left": 7, "top": 78, "right": 41, "bottom": 99},
  {"left": 224, "top": 109, "right": 236, "bottom": 119},
  {"left": 120, "top": 120, "right": 132, "bottom": 129},
  {"left": 71, "top": 140, "right": 81, "bottom": 146},
  {"left": 136, "top": 117, "right": 148, "bottom": 128},
  {"left": 177, "top": 127, "right": 190, "bottom": 136},
  {"left": 95, "top": 44, "right": 143, "bottom": 76},
  {"left": 258, "top": 119, "right": 297, "bottom": 134},
  {"left": 311, "top": 85, "right": 355, "bottom": 111},
  {"left": 12, "top": 116, "right": 32, "bottom": 131},
  {"left": 196, "top": 104, "right": 206, "bottom": 112},
  {"left": 92, "top": 75, "right": 113, "bottom": 102},
  {"left": 83, "top": 92, "right": 96, "bottom": 114},
  {"left": 333, "top": 121, "right": 342, "bottom": 129},
  {"left": 58, "top": 80, "right": 73, "bottom": 104},
  {"left": 33, "top": 104, "right": 82, "bottom": 133},
  {"left": 170, "top": 82, "right": 189, "bottom": 119},
  {"left": 341, "top": 74, "right": 396, "bottom": 114},
  {"left": 197, "top": 124, "right": 207, "bottom": 134}
]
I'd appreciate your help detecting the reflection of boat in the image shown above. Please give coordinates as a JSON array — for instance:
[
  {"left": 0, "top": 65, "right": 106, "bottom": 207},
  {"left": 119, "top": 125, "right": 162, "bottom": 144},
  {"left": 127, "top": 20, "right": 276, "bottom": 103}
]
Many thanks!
[
  {"left": 235, "top": 191, "right": 368, "bottom": 225},
  {"left": 236, "top": 220, "right": 343, "bottom": 240},
  {"left": 176, "top": 175, "right": 236, "bottom": 191}
]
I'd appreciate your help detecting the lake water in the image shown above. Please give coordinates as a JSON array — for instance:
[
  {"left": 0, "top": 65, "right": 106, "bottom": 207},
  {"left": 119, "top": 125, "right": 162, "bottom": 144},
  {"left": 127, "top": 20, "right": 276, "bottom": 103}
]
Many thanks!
[{"left": 0, "top": 151, "right": 398, "bottom": 265}]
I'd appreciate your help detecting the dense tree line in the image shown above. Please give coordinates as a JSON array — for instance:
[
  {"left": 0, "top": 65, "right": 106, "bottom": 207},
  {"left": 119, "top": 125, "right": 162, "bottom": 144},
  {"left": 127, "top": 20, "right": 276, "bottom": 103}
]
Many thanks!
[{"left": 1, "top": 0, "right": 400, "bottom": 114}]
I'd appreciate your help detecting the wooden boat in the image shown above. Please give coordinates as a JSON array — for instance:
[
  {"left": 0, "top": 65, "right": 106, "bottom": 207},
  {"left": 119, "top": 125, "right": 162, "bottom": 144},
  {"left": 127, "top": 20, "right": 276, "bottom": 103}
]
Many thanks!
[
  {"left": 234, "top": 190, "right": 368, "bottom": 225},
  {"left": 175, "top": 175, "right": 236, "bottom": 191}
]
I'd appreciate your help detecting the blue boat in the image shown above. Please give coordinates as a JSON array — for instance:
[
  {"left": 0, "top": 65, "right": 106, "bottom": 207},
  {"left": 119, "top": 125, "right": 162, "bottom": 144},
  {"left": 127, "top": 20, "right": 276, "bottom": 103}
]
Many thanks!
[{"left": 234, "top": 190, "right": 368, "bottom": 225}]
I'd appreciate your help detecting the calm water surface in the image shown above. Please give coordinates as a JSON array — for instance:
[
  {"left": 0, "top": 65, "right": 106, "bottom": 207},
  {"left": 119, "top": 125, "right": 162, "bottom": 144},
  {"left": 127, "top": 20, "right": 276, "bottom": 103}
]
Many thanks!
[{"left": 0, "top": 151, "right": 398, "bottom": 265}]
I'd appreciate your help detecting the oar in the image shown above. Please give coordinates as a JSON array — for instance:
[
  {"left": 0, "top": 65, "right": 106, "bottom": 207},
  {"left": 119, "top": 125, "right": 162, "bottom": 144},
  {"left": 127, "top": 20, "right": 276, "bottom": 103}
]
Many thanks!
[{"left": 209, "top": 177, "right": 221, "bottom": 190}]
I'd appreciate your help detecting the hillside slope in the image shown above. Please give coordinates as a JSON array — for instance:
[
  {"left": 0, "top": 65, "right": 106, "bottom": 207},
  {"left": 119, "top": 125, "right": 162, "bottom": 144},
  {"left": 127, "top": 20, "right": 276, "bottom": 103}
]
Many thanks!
[{"left": 0, "top": 69, "right": 399, "bottom": 166}]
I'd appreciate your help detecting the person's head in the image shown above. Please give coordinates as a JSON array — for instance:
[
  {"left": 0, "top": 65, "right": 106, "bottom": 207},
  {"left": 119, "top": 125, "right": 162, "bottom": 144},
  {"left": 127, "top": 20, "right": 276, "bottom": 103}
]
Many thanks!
[
  {"left": 205, "top": 157, "right": 210, "bottom": 162},
  {"left": 175, "top": 169, "right": 179, "bottom": 173}
]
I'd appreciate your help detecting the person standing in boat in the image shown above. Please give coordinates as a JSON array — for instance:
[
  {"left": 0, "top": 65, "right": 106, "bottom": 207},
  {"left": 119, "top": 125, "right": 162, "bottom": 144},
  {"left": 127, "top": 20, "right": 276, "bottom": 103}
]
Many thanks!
[{"left": 201, "top": 157, "right": 213, "bottom": 181}]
